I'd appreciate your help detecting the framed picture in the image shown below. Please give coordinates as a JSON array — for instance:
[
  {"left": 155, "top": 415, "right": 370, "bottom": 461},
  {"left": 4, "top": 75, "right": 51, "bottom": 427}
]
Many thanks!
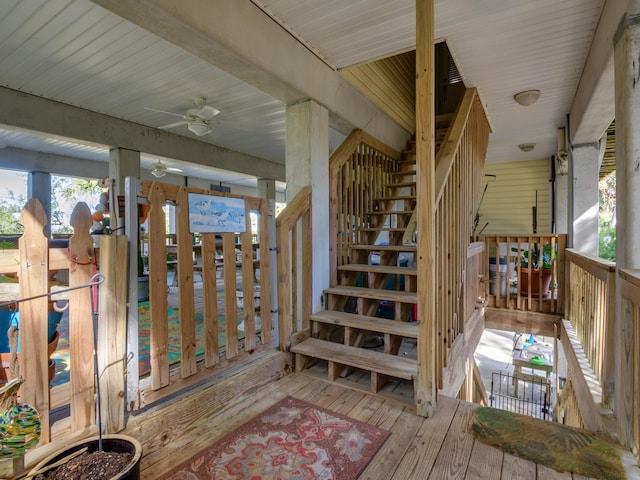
[{"left": 188, "top": 193, "right": 246, "bottom": 233}]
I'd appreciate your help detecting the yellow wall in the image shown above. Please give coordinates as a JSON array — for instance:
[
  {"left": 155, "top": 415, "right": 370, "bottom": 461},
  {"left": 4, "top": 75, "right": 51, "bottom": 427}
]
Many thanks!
[{"left": 478, "top": 159, "right": 551, "bottom": 234}]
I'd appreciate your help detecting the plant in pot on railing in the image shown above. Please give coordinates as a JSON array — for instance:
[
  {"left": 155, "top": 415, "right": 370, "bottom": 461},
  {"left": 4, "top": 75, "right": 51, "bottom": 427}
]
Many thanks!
[{"left": 512, "top": 243, "right": 555, "bottom": 299}]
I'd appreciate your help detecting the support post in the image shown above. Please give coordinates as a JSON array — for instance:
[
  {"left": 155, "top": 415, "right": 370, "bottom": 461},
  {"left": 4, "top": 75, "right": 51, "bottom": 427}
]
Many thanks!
[
  {"left": 415, "top": 0, "right": 437, "bottom": 417},
  {"left": 614, "top": 11, "right": 640, "bottom": 450}
]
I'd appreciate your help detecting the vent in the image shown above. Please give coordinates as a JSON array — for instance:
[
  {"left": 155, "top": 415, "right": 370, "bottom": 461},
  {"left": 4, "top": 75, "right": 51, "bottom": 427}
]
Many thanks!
[{"left": 449, "top": 57, "right": 462, "bottom": 84}]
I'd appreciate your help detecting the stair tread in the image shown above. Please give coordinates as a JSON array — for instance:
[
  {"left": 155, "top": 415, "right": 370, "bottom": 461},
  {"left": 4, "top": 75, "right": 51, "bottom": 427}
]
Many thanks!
[
  {"left": 325, "top": 285, "right": 417, "bottom": 303},
  {"left": 374, "top": 195, "right": 416, "bottom": 201},
  {"left": 350, "top": 244, "right": 416, "bottom": 252},
  {"left": 337, "top": 263, "right": 417, "bottom": 275},
  {"left": 384, "top": 182, "right": 415, "bottom": 188},
  {"left": 370, "top": 210, "right": 414, "bottom": 215},
  {"left": 359, "top": 227, "right": 407, "bottom": 232},
  {"left": 292, "top": 338, "right": 417, "bottom": 380},
  {"left": 311, "top": 310, "right": 418, "bottom": 338}
]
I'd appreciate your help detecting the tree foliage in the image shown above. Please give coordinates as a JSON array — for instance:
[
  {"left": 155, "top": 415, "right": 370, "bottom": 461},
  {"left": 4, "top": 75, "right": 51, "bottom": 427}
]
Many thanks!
[
  {"left": 598, "top": 171, "right": 616, "bottom": 261},
  {"left": 0, "top": 171, "right": 102, "bottom": 235}
]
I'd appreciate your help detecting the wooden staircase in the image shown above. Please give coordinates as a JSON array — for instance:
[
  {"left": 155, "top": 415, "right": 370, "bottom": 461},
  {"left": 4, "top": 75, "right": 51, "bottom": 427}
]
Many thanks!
[
  {"left": 292, "top": 139, "right": 424, "bottom": 403},
  {"left": 280, "top": 88, "right": 491, "bottom": 410}
]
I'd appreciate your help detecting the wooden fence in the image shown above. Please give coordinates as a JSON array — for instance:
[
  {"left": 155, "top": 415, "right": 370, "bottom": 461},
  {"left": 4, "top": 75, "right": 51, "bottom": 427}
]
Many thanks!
[
  {"left": 132, "top": 181, "right": 273, "bottom": 406},
  {"left": 0, "top": 199, "right": 108, "bottom": 444}
]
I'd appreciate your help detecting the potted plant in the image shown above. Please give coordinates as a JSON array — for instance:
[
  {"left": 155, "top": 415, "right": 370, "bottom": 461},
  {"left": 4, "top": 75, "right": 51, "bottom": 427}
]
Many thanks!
[{"left": 512, "top": 243, "right": 555, "bottom": 299}]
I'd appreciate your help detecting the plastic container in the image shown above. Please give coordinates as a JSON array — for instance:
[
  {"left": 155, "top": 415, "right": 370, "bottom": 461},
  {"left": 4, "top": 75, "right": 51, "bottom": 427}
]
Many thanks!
[{"left": 489, "top": 257, "right": 508, "bottom": 296}]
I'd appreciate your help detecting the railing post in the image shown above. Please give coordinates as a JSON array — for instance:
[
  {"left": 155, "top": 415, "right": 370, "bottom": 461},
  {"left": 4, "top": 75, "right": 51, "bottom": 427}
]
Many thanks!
[{"left": 602, "top": 268, "right": 616, "bottom": 408}]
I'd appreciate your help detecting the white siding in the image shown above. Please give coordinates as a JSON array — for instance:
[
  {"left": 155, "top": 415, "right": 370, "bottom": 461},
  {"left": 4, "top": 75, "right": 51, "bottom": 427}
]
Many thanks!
[{"left": 478, "top": 160, "right": 552, "bottom": 235}]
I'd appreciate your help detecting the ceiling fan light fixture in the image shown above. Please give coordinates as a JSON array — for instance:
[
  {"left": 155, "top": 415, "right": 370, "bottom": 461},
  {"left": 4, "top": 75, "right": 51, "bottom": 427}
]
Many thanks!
[
  {"left": 518, "top": 143, "right": 536, "bottom": 152},
  {"left": 151, "top": 160, "right": 167, "bottom": 178},
  {"left": 514, "top": 89, "right": 541, "bottom": 107},
  {"left": 188, "top": 120, "right": 211, "bottom": 136}
]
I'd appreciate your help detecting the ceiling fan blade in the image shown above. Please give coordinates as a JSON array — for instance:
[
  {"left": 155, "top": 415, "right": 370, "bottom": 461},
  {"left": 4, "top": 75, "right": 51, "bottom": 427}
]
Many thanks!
[
  {"left": 167, "top": 167, "right": 184, "bottom": 173},
  {"left": 158, "top": 120, "right": 189, "bottom": 129},
  {"left": 197, "top": 105, "right": 220, "bottom": 120},
  {"left": 144, "top": 107, "right": 188, "bottom": 119}
]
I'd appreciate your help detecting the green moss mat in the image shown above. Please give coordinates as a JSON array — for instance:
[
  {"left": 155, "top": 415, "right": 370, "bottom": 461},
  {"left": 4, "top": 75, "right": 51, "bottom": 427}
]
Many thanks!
[{"left": 470, "top": 407, "right": 625, "bottom": 480}]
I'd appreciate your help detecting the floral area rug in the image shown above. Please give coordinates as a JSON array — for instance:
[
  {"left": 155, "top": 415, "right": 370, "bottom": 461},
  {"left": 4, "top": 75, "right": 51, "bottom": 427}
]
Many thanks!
[
  {"left": 470, "top": 407, "right": 625, "bottom": 480},
  {"left": 159, "top": 396, "right": 390, "bottom": 480},
  {"left": 51, "top": 301, "right": 246, "bottom": 386}
]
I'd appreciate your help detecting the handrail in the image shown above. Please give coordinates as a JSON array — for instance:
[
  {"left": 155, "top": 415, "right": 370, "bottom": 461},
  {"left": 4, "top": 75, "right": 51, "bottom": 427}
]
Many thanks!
[
  {"left": 276, "top": 186, "right": 312, "bottom": 351},
  {"left": 402, "top": 88, "right": 485, "bottom": 245},
  {"left": 434, "top": 88, "right": 478, "bottom": 205}
]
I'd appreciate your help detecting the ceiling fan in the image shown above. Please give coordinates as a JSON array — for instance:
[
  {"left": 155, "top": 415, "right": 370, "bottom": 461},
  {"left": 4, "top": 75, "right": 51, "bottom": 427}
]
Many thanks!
[
  {"left": 151, "top": 160, "right": 183, "bottom": 178},
  {"left": 145, "top": 97, "right": 221, "bottom": 136}
]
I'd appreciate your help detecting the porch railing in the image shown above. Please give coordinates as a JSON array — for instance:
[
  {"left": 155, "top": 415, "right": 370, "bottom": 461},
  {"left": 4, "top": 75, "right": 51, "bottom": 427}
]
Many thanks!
[
  {"left": 564, "top": 249, "right": 616, "bottom": 406},
  {"left": 480, "top": 234, "right": 567, "bottom": 314},
  {"left": 133, "top": 181, "right": 272, "bottom": 406},
  {"left": 433, "top": 88, "right": 490, "bottom": 390},
  {"left": 276, "top": 186, "right": 312, "bottom": 351},
  {"left": 616, "top": 268, "right": 640, "bottom": 461}
]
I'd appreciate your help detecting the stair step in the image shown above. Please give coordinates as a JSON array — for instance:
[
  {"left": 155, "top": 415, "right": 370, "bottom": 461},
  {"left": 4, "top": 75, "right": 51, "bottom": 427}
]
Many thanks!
[
  {"left": 370, "top": 210, "right": 414, "bottom": 215},
  {"left": 375, "top": 195, "right": 416, "bottom": 201},
  {"left": 311, "top": 310, "right": 418, "bottom": 338},
  {"left": 350, "top": 244, "right": 416, "bottom": 252},
  {"left": 384, "top": 181, "right": 415, "bottom": 188},
  {"left": 390, "top": 170, "right": 416, "bottom": 176},
  {"left": 292, "top": 338, "right": 418, "bottom": 380},
  {"left": 325, "top": 286, "right": 417, "bottom": 304},
  {"left": 359, "top": 227, "right": 407, "bottom": 233},
  {"left": 337, "top": 263, "right": 417, "bottom": 276}
]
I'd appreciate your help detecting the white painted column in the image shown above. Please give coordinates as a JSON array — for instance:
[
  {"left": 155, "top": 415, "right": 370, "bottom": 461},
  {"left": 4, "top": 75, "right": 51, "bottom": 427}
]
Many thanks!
[
  {"left": 571, "top": 143, "right": 600, "bottom": 255},
  {"left": 109, "top": 148, "right": 140, "bottom": 197},
  {"left": 257, "top": 177, "right": 279, "bottom": 346},
  {"left": 27, "top": 171, "right": 52, "bottom": 237},
  {"left": 257, "top": 178, "right": 276, "bottom": 200},
  {"left": 109, "top": 147, "right": 141, "bottom": 231},
  {"left": 613, "top": 11, "right": 640, "bottom": 449},
  {"left": 615, "top": 16, "right": 640, "bottom": 269},
  {"left": 285, "top": 99, "right": 329, "bottom": 314}
]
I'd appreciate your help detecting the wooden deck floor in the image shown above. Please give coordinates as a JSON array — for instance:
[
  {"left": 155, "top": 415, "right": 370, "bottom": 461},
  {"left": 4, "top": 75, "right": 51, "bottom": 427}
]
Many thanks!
[{"left": 118, "top": 350, "right": 623, "bottom": 479}]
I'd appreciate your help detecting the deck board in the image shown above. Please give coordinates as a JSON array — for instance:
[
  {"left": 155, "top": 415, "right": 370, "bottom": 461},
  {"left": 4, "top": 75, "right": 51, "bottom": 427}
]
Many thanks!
[{"left": 106, "top": 352, "right": 612, "bottom": 480}]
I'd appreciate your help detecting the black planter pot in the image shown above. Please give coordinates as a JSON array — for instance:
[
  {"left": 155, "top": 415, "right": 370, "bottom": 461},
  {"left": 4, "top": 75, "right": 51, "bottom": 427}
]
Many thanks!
[{"left": 30, "top": 434, "right": 142, "bottom": 480}]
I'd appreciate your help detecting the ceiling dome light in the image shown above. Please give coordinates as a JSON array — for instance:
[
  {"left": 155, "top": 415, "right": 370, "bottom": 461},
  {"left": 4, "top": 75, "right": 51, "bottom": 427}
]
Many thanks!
[
  {"left": 519, "top": 143, "right": 535, "bottom": 152},
  {"left": 514, "top": 90, "right": 541, "bottom": 107},
  {"left": 188, "top": 120, "right": 211, "bottom": 136}
]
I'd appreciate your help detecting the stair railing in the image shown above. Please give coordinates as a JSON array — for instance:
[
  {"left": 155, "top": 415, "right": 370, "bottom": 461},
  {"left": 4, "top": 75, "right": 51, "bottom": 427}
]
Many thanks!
[
  {"left": 328, "top": 129, "right": 401, "bottom": 287},
  {"left": 276, "top": 186, "right": 312, "bottom": 351},
  {"left": 430, "top": 88, "right": 491, "bottom": 390}
]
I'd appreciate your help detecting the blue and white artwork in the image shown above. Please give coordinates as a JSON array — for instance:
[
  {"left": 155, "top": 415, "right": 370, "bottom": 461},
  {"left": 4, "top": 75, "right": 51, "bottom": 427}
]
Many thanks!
[{"left": 188, "top": 193, "right": 246, "bottom": 233}]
